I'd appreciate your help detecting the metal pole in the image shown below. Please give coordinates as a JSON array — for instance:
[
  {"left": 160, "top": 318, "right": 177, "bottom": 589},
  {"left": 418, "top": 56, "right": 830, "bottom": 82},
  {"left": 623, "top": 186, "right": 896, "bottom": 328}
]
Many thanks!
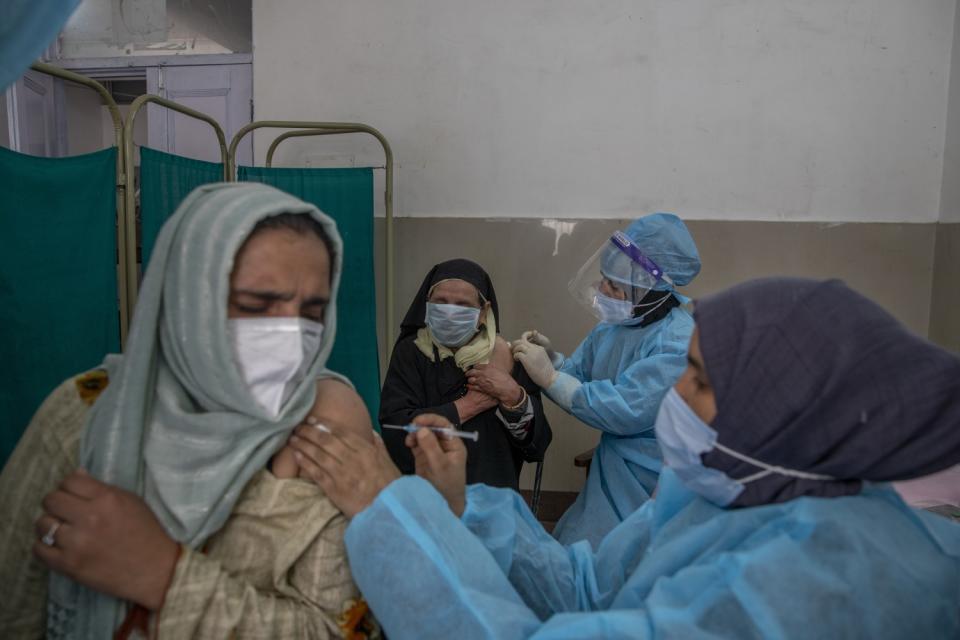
[
  {"left": 265, "top": 128, "right": 364, "bottom": 167},
  {"left": 123, "top": 94, "right": 229, "bottom": 316},
  {"left": 29, "top": 62, "right": 130, "bottom": 345}
]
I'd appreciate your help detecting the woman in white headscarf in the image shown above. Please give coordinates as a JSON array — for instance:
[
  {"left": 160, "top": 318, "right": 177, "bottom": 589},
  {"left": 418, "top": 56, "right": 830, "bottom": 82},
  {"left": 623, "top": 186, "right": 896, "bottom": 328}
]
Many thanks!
[{"left": 0, "top": 183, "right": 384, "bottom": 639}]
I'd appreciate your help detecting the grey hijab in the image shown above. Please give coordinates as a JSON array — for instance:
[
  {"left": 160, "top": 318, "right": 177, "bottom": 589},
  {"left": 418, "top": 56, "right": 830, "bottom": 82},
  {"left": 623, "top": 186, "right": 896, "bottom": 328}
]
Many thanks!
[
  {"left": 696, "top": 278, "right": 960, "bottom": 508},
  {"left": 47, "top": 182, "right": 346, "bottom": 638}
]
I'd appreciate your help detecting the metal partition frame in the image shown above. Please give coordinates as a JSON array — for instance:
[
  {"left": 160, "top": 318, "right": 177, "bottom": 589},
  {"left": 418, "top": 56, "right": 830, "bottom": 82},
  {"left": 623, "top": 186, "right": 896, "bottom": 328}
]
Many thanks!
[
  {"left": 123, "top": 94, "right": 229, "bottom": 320},
  {"left": 264, "top": 128, "right": 365, "bottom": 168},
  {"left": 28, "top": 62, "right": 130, "bottom": 343},
  {"left": 228, "top": 122, "right": 396, "bottom": 347}
]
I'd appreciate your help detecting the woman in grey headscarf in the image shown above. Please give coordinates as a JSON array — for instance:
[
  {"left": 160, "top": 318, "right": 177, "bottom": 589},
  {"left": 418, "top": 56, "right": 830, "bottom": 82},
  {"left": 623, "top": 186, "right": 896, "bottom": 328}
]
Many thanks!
[{"left": 0, "top": 183, "right": 384, "bottom": 639}]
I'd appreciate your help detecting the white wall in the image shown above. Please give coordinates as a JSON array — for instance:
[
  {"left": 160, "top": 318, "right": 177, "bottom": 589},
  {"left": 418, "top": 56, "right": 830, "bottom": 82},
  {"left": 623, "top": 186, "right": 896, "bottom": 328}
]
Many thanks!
[
  {"left": 941, "top": 1, "right": 960, "bottom": 223},
  {"left": 253, "top": 0, "right": 956, "bottom": 222},
  {"left": 61, "top": 0, "right": 247, "bottom": 58}
]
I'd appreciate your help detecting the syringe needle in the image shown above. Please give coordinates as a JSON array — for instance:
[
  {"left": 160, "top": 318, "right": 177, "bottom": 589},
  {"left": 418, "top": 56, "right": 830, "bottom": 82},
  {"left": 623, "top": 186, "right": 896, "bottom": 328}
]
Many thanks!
[{"left": 381, "top": 424, "right": 479, "bottom": 442}]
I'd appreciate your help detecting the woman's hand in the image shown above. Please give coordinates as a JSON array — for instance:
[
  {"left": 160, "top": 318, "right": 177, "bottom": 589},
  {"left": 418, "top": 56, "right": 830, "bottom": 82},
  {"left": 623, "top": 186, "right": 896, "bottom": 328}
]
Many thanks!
[
  {"left": 289, "top": 423, "right": 402, "bottom": 518},
  {"left": 466, "top": 363, "right": 523, "bottom": 406},
  {"left": 275, "top": 378, "right": 375, "bottom": 480},
  {"left": 454, "top": 389, "right": 498, "bottom": 422},
  {"left": 404, "top": 414, "right": 467, "bottom": 516},
  {"left": 271, "top": 445, "right": 300, "bottom": 479},
  {"left": 33, "top": 470, "right": 179, "bottom": 611}
]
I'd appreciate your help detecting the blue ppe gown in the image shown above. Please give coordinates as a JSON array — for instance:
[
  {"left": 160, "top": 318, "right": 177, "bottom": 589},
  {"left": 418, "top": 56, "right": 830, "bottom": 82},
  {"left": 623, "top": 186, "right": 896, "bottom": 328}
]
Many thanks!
[
  {"left": 547, "top": 306, "right": 693, "bottom": 547},
  {"left": 345, "top": 472, "right": 960, "bottom": 639}
]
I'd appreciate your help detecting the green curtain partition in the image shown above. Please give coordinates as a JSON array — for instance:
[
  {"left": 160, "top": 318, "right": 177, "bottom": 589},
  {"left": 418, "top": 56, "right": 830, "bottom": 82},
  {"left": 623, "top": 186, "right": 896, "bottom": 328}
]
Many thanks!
[
  {"left": 139, "top": 147, "right": 225, "bottom": 268},
  {"left": 0, "top": 146, "right": 120, "bottom": 465},
  {"left": 239, "top": 166, "right": 381, "bottom": 424}
]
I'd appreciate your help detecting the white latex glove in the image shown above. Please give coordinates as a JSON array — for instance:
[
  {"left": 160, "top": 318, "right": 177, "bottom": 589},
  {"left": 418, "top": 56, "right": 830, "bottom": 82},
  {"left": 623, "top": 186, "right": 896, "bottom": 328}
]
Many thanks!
[
  {"left": 512, "top": 340, "right": 558, "bottom": 389},
  {"left": 519, "top": 330, "right": 563, "bottom": 368}
]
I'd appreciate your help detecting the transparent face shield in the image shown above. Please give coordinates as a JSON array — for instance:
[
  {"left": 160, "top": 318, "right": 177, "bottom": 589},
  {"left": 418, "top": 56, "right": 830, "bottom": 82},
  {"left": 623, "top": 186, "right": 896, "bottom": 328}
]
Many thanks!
[{"left": 568, "top": 230, "right": 674, "bottom": 323}]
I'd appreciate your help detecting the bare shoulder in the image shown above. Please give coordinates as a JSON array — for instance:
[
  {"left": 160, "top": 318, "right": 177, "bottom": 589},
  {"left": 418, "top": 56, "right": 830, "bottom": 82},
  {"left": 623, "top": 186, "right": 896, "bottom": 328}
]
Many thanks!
[
  {"left": 490, "top": 335, "right": 515, "bottom": 372},
  {"left": 311, "top": 377, "right": 374, "bottom": 442}
]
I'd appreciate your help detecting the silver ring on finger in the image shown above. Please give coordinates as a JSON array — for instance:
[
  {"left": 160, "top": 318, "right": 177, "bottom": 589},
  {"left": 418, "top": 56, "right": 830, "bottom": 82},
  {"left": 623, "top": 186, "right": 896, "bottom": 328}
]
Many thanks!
[{"left": 41, "top": 520, "right": 61, "bottom": 547}]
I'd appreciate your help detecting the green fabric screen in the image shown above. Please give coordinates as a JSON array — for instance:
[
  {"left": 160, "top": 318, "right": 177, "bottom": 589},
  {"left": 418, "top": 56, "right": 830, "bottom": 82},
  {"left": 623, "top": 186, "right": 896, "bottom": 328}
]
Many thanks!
[
  {"left": 238, "top": 166, "right": 381, "bottom": 425},
  {"left": 0, "top": 146, "right": 119, "bottom": 466},
  {"left": 140, "top": 147, "right": 224, "bottom": 269}
]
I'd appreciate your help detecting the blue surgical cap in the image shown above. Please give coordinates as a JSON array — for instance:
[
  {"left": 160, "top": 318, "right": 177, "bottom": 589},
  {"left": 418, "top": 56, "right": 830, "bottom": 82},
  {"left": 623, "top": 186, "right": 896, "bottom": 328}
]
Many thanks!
[{"left": 602, "top": 213, "right": 701, "bottom": 289}]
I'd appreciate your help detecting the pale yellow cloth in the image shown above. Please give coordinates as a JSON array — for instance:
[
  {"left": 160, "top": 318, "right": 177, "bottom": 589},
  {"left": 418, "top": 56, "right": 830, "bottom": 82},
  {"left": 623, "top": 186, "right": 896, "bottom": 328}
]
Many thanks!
[
  {"left": 0, "top": 374, "right": 379, "bottom": 639},
  {"left": 414, "top": 307, "right": 497, "bottom": 371}
]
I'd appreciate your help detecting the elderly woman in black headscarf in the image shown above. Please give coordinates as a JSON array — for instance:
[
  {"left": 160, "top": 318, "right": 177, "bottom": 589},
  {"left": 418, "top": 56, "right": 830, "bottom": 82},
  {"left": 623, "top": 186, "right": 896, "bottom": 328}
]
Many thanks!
[{"left": 379, "top": 259, "right": 551, "bottom": 490}]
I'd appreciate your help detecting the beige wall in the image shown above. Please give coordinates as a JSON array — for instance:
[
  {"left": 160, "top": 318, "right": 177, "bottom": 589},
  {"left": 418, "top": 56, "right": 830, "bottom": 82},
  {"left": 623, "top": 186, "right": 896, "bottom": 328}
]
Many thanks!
[
  {"left": 373, "top": 217, "right": 941, "bottom": 492},
  {"left": 930, "top": 223, "right": 960, "bottom": 351}
]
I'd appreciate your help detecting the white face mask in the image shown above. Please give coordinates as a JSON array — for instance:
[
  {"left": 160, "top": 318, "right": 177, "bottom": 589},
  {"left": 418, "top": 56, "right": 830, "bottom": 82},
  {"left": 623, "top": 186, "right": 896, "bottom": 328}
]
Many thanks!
[
  {"left": 591, "top": 292, "right": 635, "bottom": 324},
  {"left": 228, "top": 317, "right": 324, "bottom": 418}
]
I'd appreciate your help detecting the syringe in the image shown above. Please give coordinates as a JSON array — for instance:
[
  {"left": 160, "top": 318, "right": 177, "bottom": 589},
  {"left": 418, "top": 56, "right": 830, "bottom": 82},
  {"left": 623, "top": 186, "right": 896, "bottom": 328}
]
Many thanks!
[{"left": 381, "top": 423, "right": 479, "bottom": 442}]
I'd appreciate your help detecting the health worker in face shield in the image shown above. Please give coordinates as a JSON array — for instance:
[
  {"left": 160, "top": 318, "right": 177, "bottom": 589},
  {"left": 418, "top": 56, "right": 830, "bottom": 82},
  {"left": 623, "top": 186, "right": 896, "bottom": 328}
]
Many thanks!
[{"left": 512, "top": 213, "right": 701, "bottom": 547}]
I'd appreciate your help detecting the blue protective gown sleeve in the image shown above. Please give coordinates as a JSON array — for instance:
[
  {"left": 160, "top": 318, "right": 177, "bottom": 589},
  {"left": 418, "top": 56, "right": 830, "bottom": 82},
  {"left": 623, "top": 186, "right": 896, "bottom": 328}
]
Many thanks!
[
  {"left": 344, "top": 478, "right": 761, "bottom": 639},
  {"left": 345, "top": 477, "right": 542, "bottom": 639},
  {"left": 458, "top": 482, "right": 655, "bottom": 619},
  {"left": 343, "top": 477, "right": 753, "bottom": 639},
  {"left": 345, "top": 475, "right": 960, "bottom": 640},
  {"left": 552, "top": 323, "right": 690, "bottom": 437}
]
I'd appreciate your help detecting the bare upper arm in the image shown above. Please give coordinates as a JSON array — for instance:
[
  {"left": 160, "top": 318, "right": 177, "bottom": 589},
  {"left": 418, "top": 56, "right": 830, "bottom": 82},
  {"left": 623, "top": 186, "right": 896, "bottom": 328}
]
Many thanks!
[
  {"left": 490, "top": 336, "right": 515, "bottom": 373},
  {"left": 309, "top": 378, "right": 374, "bottom": 443}
]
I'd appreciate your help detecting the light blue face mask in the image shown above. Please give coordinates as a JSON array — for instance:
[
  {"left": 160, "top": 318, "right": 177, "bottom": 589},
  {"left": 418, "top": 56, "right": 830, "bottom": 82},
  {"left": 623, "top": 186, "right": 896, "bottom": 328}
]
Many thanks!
[
  {"left": 593, "top": 287, "right": 676, "bottom": 325},
  {"left": 425, "top": 302, "right": 482, "bottom": 347},
  {"left": 592, "top": 292, "right": 635, "bottom": 324},
  {"left": 654, "top": 388, "right": 836, "bottom": 506}
]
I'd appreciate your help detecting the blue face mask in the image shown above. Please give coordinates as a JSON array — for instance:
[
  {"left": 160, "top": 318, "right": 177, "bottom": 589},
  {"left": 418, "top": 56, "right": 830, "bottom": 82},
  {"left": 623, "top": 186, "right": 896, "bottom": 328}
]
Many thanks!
[
  {"left": 425, "top": 302, "right": 482, "bottom": 347},
  {"left": 655, "top": 388, "right": 837, "bottom": 506},
  {"left": 654, "top": 388, "right": 745, "bottom": 506}
]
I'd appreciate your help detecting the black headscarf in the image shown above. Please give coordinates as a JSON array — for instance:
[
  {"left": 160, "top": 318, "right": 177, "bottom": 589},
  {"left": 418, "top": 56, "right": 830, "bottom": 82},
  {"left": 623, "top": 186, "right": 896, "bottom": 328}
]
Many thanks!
[
  {"left": 398, "top": 259, "right": 500, "bottom": 342},
  {"left": 632, "top": 289, "right": 681, "bottom": 326},
  {"left": 695, "top": 277, "right": 960, "bottom": 508}
]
